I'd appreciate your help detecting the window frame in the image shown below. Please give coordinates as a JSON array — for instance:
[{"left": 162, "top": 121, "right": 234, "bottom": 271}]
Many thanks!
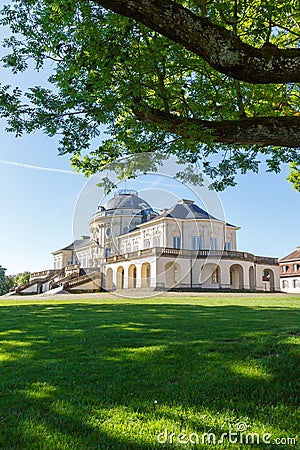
[
  {"left": 192, "top": 236, "right": 203, "bottom": 250},
  {"left": 173, "top": 236, "right": 181, "bottom": 249},
  {"left": 210, "top": 237, "right": 218, "bottom": 250}
]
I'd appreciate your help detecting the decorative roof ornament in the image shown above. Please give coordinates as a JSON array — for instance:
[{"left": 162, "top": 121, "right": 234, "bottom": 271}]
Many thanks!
[{"left": 116, "top": 189, "right": 138, "bottom": 196}]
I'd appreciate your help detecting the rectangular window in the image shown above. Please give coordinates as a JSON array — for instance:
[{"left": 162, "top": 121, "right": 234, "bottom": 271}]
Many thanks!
[
  {"left": 173, "top": 236, "right": 181, "bottom": 249},
  {"left": 282, "top": 280, "right": 289, "bottom": 288},
  {"left": 67, "top": 260, "right": 73, "bottom": 266},
  {"left": 192, "top": 236, "right": 203, "bottom": 250},
  {"left": 154, "top": 237, "right": 161, "bottom": 247},
  {"left": 210, "top": 237, "right": 217, "bottom": 250},
  {"left": 224, "top": 241, "right": 231, "bottom": 251},
  {"left": 293, "top": 279, "right": 300, "bottom": 288},
  {"left": 144, "top": 239, "right": 150, "bottom": 249},
  {"left": 282, "top": 265, "right": 288, "bottom": 273}
]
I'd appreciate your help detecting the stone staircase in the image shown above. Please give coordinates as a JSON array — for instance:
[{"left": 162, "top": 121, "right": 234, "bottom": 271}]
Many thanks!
[{"left": 65, "top": 271, "right": 102, "bottom": 292}]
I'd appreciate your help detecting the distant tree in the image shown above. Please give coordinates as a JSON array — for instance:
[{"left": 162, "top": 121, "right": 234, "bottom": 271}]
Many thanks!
[
  {"left": 0, "top": 265, "right": 7, "bottom": 295},
  {"left": 14, "top": 272, "right": 30, "bottom": 287},
  {"left": 0, "top": 0, "right": 299, "bottom": 189},
  {"left": 5, "top": 275, "right": 16, "bottom": 292},
  {"left": 287, "top": 162, "right": 300, "bottom": 191}
]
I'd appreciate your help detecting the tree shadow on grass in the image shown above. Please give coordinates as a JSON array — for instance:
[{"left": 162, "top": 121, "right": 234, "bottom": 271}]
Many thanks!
[{"left": 0, "top": 302, "right": 299, "bottom": 449}]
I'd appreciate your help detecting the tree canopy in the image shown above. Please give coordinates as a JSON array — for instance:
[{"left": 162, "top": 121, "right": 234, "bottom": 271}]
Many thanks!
[
  {"left": 14, "top": 271, "right": 30, "bottom": 287},
  {"left": 0, "top": 265, "right": 7, "bottom": 295},
  {"left": 0, "top": 269, "right": 31, "bottom": 295},
  {"left": 0, "top": 0, "right": 299, "bottom": 189},
  {"left": 4, "top": 274, "right": 16, "bottom": 292}
]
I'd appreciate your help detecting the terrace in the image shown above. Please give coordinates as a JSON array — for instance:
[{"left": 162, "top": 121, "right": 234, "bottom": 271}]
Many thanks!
[{"left": 106, "top": 247, "right": 278, "bottom": 266}]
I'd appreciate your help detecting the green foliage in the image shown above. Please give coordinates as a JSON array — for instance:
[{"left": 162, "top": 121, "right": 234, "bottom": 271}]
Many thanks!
[
  {"left": 0, "top": 0, "right": 299, "bottom": 189},
  {"left": 5, "top": 274, "right": 16, "bottom": 292},
  {"left": 287, "top": 162, "right": 300, "bottom": 191},
  {"left": 0, "top": 271, "right": 31, "bottom": 294},
  {"left": 0, "top": 265, "right": 7, "bottom": 295},
  {"left": 0, "top": 296, "right": 299, "bottom": 448},
  {"left": 14, "top": 271, "right": 31, "bottom": 287}
]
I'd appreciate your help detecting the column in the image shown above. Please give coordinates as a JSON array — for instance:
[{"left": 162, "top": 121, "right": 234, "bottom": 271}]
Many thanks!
[{"left": 136, "top": 264, "right": 142, "bottom": 288}]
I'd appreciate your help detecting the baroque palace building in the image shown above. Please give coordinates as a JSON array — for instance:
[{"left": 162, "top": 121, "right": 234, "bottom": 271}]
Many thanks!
[{"left": 18, "top": 189, "right": 280, "bottom": 294}]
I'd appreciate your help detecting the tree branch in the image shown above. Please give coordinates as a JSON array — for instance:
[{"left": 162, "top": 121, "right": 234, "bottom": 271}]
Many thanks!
[
  {"left": 93, "top": 0, "right": 300, "bottom": 84},
  {"left": 132, "top": 100, "right": 300, "bottom": 147}
]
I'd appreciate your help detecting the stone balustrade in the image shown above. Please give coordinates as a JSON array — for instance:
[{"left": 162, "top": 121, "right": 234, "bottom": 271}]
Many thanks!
[
  {"left": 106, "top": 247, "right": 278, "bottom": 265},
  {"left": 30, "top": 270, "right": 57, "bottom": 281}
]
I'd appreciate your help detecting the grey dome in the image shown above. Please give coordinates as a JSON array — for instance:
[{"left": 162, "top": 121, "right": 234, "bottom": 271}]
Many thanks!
[{"left": 104, "top": 190, "right": 152, "bottom": 211}]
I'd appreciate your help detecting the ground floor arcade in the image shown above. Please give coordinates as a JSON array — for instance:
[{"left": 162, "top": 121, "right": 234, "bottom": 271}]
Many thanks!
[{"left": 104, "top": 249, "right": 280, "bottom": 292}]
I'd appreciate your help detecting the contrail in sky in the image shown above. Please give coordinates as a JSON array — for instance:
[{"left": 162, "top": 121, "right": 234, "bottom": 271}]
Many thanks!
[{"left": 0, "top": 159, "right": 82, "bottom": 175}]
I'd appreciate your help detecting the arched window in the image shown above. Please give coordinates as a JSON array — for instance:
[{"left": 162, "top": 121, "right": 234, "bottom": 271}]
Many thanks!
[{"left": 262, "top": 269, "right": 270, "bottom": 281}]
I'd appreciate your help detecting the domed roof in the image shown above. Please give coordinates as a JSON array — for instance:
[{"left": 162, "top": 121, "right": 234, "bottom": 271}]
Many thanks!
[{"left": 104, "top": 190, "right": 152, "bottom": 211}]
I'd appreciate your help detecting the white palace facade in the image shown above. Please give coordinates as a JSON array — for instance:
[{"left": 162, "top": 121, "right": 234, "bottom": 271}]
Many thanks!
[{"left": 19, "top": 190, "right": 280, "bottom": 294}]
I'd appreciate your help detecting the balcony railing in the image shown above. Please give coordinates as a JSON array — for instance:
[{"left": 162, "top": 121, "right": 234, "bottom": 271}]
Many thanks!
[
  {"left": 30, "top": 269, "right": 57, "bottom": 281},
  {"left": 106, "top": 247, "right": 278, "bottom": 265},
  {"left": 66, "top": 263, "right": 81, "bottom": 271}
]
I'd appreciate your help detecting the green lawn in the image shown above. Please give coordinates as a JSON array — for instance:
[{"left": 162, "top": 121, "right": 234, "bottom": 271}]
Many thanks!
[{"left": 0, "top": 295, "right": 299, "bottom": 449}]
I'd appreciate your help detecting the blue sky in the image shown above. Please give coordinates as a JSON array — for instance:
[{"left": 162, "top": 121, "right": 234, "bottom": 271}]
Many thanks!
[{"left": 0, "top": 18, "right": 299, "bottom": 275}]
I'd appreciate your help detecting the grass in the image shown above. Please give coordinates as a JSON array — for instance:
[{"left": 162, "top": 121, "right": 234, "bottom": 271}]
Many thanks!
[{"left": 0, "top": 294, "right": 299, "bottom": 449}]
